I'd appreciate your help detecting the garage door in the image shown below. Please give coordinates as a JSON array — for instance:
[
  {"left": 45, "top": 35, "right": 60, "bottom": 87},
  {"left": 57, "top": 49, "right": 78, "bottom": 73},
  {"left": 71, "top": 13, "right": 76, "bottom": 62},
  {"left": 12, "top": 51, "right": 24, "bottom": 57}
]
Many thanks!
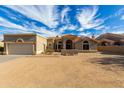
[{"left": 8, "top": 43, "right": 33, "bottom": 55}]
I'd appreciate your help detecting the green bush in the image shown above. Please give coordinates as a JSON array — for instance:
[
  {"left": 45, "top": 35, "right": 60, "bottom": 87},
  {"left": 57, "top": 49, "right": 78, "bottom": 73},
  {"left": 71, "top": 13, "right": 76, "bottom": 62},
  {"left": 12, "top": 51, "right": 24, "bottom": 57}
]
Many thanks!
[{"left": 45, "top": 49, "right": 54, "bottom": 55}]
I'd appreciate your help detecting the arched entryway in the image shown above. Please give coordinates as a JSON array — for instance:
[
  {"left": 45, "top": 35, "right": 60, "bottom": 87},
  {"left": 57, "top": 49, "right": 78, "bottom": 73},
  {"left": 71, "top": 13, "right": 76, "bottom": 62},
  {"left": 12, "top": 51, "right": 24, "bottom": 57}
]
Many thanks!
[
  {"left": 58, "top": 41, "right": 63, "bottom": 51},
  {"left": 83, "top": 41, "right": 89, "bottom": 50},
  {"left": 66, "top": 40, "right": 73, "bottom": 49}
]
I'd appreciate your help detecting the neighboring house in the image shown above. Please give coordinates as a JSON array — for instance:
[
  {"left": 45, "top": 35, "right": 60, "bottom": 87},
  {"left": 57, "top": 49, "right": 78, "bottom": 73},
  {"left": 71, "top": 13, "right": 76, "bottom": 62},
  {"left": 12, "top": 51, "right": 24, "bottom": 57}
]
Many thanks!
[
  {"left": 0, "top": 41, "right": 3, "bottom": 47},
  {"left": 97, "top": 33, "right": 124, "bottom": 46},
  {"left": 98, "top": 39, "right": 115, "bottom": 46},
  {"left": 47, "top": 34, "right": 98, "bottom": 52},
  {"left": 3, "top": 34, "right": 47, "bottom": 55},
  {"left": 97, "top": 33, "right": 124, "bottom": 54}
]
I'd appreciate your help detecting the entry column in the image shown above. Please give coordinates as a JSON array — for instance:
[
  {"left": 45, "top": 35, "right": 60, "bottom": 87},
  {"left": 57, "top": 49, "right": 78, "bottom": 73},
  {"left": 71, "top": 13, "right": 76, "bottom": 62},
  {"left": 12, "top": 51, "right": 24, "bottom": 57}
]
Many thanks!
[
  {"left": 5, "top": 42, "right": 8, "bottom": 55},
  {"left": 56, "top": 42, "right": 58, "bottom": 51},
  {"left": 32, "top": 43, "right": 36, "bottom": 55},
  {"left": 63, "top": 40, "right": 66, "bottom": 49}
]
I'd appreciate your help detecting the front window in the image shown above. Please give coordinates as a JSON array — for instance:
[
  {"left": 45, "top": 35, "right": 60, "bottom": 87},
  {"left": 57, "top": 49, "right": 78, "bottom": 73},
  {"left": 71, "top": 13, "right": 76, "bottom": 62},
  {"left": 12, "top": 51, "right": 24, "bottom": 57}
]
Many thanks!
[
  {"left": 16, "top": 38, "right": 24, "bottom": 42},
  {"left": 101, "top": 42, "right": 108, "bottom": 46},
  {"left": 83, "top": 41, "right": 89, "bottom": 50},
  {"left": 114, "top": 41, "right": 121, "bottom": 46}
]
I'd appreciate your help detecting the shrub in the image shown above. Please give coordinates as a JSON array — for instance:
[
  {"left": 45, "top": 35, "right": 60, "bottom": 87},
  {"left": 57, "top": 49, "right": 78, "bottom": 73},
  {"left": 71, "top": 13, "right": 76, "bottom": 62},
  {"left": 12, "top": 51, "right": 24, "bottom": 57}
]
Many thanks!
[{"left": 45, "top": 49, "right": 54, "bottom": 55}]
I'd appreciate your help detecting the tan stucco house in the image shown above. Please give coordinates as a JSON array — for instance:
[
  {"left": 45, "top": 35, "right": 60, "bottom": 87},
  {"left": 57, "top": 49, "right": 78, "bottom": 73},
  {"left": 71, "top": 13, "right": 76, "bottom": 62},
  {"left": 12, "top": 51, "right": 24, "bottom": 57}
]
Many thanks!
[
  {"left": 97, "top": 33, "right": 124, "bottom": 46},
  {"left": 3, "top": 33, "right": 124, "bottom": 55},
  {"left": 0, "top": 41, "right": 3, "bottom": 47},
  {"left": 4, "top": 34, "right": 47, "bottom": 55},
  {"left": 47, "top": 34, "right": 98, "bottom": 52}
]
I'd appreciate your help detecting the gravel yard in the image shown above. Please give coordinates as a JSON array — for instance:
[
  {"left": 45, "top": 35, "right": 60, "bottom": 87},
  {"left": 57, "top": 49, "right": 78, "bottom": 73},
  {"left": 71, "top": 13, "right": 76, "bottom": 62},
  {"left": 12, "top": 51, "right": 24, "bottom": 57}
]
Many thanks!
[{"left": 0, "top": 53, "right": 124, "bottom": 87}]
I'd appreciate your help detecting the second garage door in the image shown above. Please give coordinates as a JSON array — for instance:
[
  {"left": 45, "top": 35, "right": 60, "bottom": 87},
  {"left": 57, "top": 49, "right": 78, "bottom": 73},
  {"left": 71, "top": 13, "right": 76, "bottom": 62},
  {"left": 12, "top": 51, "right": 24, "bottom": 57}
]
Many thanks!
[{"left": 8, "top": 43, "right": 33, "bottom": 55}]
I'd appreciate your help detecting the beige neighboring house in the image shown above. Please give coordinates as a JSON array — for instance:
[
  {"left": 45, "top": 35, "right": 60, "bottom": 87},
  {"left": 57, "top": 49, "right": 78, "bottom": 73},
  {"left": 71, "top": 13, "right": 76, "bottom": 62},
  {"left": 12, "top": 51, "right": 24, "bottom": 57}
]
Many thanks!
[
  {"left": 97, "top": 33, "right": 124, "bottom": 46},
  {"left": 4, "top": 34, "right": 47, "bottom": 55},
  {"left": 0, "top": 41, "right": 3, "bottom": 47}
]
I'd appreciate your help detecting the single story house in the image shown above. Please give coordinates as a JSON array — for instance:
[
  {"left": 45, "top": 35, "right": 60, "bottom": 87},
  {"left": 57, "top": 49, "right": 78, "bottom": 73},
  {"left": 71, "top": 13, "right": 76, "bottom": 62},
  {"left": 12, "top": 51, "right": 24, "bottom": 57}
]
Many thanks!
[
  {"left": 97, "top": 39, "right": 115, "bottom": 46},
  {"left": 3, "top": 34, "right": 47, "bottom": 55},
  {"left": 96, "top": 33, "right": 124, "bottom": 54},
  {"left": 97, "top": 33, "right": 124, "bottom": 46},
  {"left": 47, "top": 34, "right": 98, "bottom": 52}
]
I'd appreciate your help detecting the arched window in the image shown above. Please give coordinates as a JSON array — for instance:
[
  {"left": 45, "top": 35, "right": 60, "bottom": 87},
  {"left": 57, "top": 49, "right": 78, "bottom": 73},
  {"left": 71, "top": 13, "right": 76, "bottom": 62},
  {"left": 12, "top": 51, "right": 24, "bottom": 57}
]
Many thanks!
[
  {"left": 83, "top": 41, "right": 89, "bottom": 44},
  {"left": 83, "top": 41, "right": 89, "bottom": 50},
  {"left": 101, "top": 42, "right": 108, "bottom": 46},
  {"left": 114, "top": 41, "right": 121, "bottom": 46},
  {"left": 16, "top": 38, "right": 24, "bottom": 43}
]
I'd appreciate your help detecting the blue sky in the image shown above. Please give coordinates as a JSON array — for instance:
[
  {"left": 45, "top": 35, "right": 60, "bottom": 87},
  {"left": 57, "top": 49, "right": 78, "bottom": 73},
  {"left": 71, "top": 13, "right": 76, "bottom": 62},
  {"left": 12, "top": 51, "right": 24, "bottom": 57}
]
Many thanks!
[{"left": 0, "top": 5, "right": 124, "bottom": 40}]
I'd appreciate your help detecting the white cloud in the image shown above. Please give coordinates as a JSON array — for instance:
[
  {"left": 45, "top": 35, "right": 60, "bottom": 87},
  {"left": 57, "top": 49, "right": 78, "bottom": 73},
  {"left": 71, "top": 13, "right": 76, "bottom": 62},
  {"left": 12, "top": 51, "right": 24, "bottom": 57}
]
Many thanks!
[
  {"left": 0, "top": 16, "right": 59, "bottom": 37},
  {"left": 111, "top": 30, "right": 124, "bottom": 34},
  {"left": 67, "top": 24, "right": 77, "bottom": 30},
  {"left": 121, "top": 15, "right": 124, "bottom": 20},
  {"left": 116, "top": 7, "right": 124, "bottom": 16},
  {"left": 2, "top": 5, "right": 120, "bottom": 38},
  {"left": 0, "top": 34, "right": 3, "bottom": 40},
  {"left": 61, "top": 6, "right": 70, "bottom": 23},
  {"left": 0, "top": 17, "right": 27, "bottom": 31},
  {"left": 6, "top": 5, "right": 59, "bottom": 28},
  {"left": 58, "top": 24, "right": 77, "bottom": 34},
  {"left": 100, "top": 24, "right": 124, "bottom": 35},
  {"left": 4, "top": 5, "right": 104, "bottom": 37},
  {"left": 77, "top": 6, "right": 104, "bottom": 30},
  {"left": 104, "top": 7, "right": 124, "bottom": 21},
  {"left": 78, "top": 32, "right": 91, "bottom": 36},
  {"left": 78, "top": 28, "right": 84, "bottom": 31},
  {"left": 58, "top": 26, "right": 68, "bottom": 33},
  {"left": 94, "top": 25, "right": 106, "bottom": 30},
  {"left": 23, "top": 22, "right": 60, "bottom": 37},
  {"left": 32, "top": 27, "right": 59, "bottom": 37}
]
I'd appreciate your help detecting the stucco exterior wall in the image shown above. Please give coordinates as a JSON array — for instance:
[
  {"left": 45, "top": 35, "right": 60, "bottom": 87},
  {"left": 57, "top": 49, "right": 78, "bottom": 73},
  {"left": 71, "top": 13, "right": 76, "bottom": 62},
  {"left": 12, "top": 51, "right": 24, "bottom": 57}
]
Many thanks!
[
  {"left": 75, "top": 41, "right": 82, "bottom": 50},
  {"left": 4, "top": 34, "right": 36, "bottom": 42},
  {"left": 0, "top": 41, "right": 3, "bottom": 47},
  {"left": 4, "top": 34, "right": 36, "bottom": 55},
  {"left": 47, "top": 39, "right": 55, "bottom": 51},
  {"left": 97, "top": 46, "right": 124, "bottom": 54},
  {"left": 90, "top": 41, "right": 97, "bottom": 50},
  {"left": 75, "top": 40, "right": 97, "bottom": 50},
  {"left": 4, "top": 34, "right": 47, "bottom": 55},
  {"left": 36, "top": 35, "right": 47, "bottom": 54}
]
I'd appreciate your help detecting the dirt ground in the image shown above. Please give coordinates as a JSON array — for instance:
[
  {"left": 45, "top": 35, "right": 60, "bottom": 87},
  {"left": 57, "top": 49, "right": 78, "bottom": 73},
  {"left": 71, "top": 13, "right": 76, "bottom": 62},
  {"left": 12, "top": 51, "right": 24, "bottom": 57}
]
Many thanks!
[{"left": 0, "top": 52, "right": 124, "bottom": 88}]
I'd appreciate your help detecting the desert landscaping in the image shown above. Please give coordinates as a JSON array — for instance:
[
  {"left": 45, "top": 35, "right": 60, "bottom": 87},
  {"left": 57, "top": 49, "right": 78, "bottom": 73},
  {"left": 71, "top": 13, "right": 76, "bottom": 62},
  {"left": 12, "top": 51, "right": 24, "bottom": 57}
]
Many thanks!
[{"left": 0, "top": 52, "right": 124, "bottom": 87}]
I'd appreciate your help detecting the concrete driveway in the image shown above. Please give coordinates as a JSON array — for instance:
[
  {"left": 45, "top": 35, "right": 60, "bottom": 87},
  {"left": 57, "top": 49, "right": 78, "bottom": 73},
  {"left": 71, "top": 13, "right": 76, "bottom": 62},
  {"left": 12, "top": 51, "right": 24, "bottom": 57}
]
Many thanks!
[{"left": 0, "top": 55, "right": 25, "bottom": 63}]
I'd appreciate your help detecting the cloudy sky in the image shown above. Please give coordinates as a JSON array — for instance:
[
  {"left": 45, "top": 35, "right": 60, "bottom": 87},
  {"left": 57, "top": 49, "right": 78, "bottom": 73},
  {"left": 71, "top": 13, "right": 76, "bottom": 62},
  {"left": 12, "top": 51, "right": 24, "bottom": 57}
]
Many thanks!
[{"left": 0, "top": 5, "right": 124, "bottom": 40}]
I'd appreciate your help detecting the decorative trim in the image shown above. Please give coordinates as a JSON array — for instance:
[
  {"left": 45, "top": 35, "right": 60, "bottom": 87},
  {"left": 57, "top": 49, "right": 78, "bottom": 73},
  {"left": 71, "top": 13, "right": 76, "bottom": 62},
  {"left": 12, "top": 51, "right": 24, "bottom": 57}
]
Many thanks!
[{"left": 16, "top": 38, "right": 24, "bottom": 43}]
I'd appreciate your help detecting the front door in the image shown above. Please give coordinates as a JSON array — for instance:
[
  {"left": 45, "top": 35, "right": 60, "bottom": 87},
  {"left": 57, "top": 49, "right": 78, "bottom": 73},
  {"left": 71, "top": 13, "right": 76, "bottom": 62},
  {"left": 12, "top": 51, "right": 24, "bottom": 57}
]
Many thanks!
[{"left": 66, "top": 40, "right": 73, "bottom": 49}]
